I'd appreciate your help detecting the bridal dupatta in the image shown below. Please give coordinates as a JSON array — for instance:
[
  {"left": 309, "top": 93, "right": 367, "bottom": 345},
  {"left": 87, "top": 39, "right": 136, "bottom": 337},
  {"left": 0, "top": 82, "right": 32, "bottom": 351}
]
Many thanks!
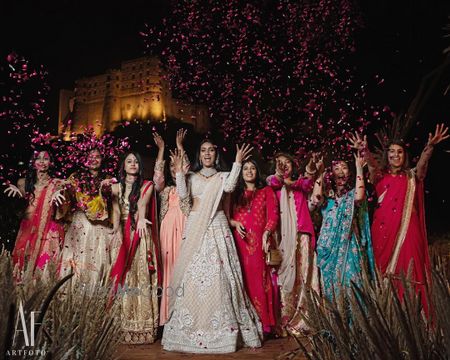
[
  {"left": 167, "top": 172, "right": 225, "bottom": 311},
  {"left": 110, "top": 180, "right": 160, "bottom": 291}
]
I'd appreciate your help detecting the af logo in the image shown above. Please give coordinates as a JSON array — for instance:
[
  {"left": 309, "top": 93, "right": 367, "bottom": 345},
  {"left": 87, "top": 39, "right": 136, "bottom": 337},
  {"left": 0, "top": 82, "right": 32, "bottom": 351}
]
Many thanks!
[{"left": 13, "top": 301, "right": 41, "bottom": 347}]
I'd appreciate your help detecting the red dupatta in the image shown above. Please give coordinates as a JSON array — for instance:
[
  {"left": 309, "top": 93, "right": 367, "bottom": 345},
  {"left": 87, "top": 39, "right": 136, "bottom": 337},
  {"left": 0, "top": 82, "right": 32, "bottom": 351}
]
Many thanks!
[
  {"left": 372, "top": 171, "right": 414, "bottom": 272},
  {"left": 110, "top": 180, "right": 160, "bottom": 292},
  {"left": 13, "top": 179, "right": 59, "bottom": 272}
]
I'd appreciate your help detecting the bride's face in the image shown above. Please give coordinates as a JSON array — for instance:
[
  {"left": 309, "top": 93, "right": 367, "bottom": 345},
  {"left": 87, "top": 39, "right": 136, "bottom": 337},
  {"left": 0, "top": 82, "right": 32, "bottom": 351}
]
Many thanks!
[{"left": 200, "top": 142, "right": 216, "bottom": 168}]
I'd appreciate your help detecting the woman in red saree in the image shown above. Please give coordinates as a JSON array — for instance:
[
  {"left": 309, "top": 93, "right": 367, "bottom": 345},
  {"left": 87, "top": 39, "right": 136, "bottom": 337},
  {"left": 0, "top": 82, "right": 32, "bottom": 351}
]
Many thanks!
[
  {"left": 349, "top": 124, "right": 449, "bottom": 315},
  {"left": 4, "top": 149, "right": 64, "bottom": 276},
  {"left": 229, "top": 159, "right": 279, "bottom": 335},
  {"left": 109, "top": 151, "right": 159, "bottom": 344}
]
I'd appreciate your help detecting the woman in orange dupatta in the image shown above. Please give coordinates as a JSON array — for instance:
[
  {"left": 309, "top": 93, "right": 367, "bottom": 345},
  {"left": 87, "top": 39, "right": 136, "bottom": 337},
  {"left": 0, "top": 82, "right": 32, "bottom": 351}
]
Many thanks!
[
  {"left": 348, "top": 124, "right": 448, "bottom": 316},
  {"left": 110, "top": 151, "right": 159, "bottom": 344},
  {"left": 5, "top": 149, "right": 64, "bottom": 276}
]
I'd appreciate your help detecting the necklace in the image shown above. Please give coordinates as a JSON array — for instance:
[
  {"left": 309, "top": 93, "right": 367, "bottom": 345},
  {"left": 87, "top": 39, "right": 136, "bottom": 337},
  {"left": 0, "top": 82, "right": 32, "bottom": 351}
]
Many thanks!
[
  {"left": 245, "top": 189, "right": 257, "bottom": 213},
  {"left": 35, "top": 174, "right": 51, "bottom": 187},
  {"left": 199, "top": 167, "right": 217, "bottom": 178}
]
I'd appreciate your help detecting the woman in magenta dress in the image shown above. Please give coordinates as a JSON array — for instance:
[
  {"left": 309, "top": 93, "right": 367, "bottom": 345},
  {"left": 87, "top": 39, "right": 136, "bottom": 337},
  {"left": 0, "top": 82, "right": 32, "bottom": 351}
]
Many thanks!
[
  {"left": 4, "top": 148, "right": 65, "bottom": 276},
  {"left": 348, "top": 124, "right": 448, "bottom": 315},
  {"left": 267, "top": 153, "right": 320, "bottom": 335},
  {"left": 152, "top": 130, "right": 191, "bottom": 325},
  {"left": 229, "top": 159, "right": 279, "bottom": 335}
]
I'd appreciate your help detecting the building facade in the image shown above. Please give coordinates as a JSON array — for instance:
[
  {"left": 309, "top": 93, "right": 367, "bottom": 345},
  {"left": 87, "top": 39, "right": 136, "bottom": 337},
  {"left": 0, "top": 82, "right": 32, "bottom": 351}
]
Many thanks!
[{"left": 58, "top": 56, "right": 209, "bottom": 137}]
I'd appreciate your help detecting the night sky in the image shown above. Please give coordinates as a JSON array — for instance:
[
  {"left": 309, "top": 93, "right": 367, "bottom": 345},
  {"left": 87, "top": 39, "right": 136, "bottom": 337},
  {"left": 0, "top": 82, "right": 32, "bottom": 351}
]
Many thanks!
[{"left": 1, "top": 0, "right": 449, "bottom": 233}]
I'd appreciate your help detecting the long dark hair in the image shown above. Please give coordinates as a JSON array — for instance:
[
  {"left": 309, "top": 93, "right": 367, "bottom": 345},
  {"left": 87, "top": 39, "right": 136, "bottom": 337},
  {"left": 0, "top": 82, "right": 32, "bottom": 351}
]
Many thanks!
[
  {"left": 191, "top": 138, "right": 228, "bottom": 172},
  {"left": 233, "top": 159, "right": 265, "bottom": 206},
  {"left": 271, "top": 152, "right": 299, "bottom": 179},
  {"left": 381, "top": 140, "right": 410, "bottom": 172},
  {"left": 164, "top": 158, "right": 175, "bottom": 187},
  {"left": 25, "top": 148, "right": 53, "bottom": 201},
  {"left": 119, "top": 151, "right": 144, "bottom": 229}
]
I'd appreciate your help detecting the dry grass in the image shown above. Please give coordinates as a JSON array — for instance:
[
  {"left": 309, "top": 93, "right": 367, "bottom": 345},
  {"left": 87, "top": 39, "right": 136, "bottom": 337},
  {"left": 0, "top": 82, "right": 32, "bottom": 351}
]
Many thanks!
[
  {"left": 0, "top": 250, "right": 122, "bottom": 359},
  {"left": 280, "top": 255, "right": 450, "bottom": 360}
]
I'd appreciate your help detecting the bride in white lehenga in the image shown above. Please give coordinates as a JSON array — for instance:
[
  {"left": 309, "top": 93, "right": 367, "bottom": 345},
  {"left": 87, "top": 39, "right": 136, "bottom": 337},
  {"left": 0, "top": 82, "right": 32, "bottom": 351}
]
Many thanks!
[{"left": 162, "top": 141, "right": 263, "bottom": 353}]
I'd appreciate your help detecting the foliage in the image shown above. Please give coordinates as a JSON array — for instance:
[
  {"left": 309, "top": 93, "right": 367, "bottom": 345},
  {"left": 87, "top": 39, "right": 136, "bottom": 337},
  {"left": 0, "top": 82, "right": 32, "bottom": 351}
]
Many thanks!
[
  {"left": 282, "top": 257, "right": 450, "bottom": 360},
  {"left": 0, "top": 250, "right": 122, "bottom": 359}
]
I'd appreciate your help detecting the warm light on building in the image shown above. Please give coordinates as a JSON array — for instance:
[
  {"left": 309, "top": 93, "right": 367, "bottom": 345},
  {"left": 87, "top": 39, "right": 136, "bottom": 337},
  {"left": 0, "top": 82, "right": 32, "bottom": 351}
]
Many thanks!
[{"left": 58, "top": 56, "right": 209, "bottom": 136}]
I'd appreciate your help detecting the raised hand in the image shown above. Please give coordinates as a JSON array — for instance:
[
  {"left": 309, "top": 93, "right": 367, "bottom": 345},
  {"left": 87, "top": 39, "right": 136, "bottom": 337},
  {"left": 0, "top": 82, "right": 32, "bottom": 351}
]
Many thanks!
[
  {"left": 182, "top": 156, "right": 190, "bottom": 175},
  {"left": 137, "top": 218, "right": 152, "bottom": 239},
  {"left": 4, "top": 184, "right": 22, "bottom": 198},
  {"left": 153, "top": 132, "right": 165, "bottom": 150},
  {"left": 51, "top": 189, "right": 66, "bottom": 207},
  {"left": 427, "top": 123, "right": 449, "bottom": 146},
  {"left": 306, "top": 152, "right": 320, "bottom": 174},
  {"left": 354, "top": 151, "right": 366, "bottom": 171},
  {"left": 235, "top": 143, "right": 253, "bottom": 164},
  {"left": 169, "top": 149, "right": 185, "bottom": 173},
  {"left": 347, "top": 132, "right": 367, "bottom": 151},
  {"left": 176, "top": 129, "right": 187, "bottom": 150},
  {"left": 315, "top": 155, "right": 325, "bottom": 174}
]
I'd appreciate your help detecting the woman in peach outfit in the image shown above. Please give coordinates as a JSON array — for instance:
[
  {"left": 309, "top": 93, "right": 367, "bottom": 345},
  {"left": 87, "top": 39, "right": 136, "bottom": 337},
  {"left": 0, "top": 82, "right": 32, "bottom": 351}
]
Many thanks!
[{"left": 152, "top": 130, "right": 190, "bottom": 325}]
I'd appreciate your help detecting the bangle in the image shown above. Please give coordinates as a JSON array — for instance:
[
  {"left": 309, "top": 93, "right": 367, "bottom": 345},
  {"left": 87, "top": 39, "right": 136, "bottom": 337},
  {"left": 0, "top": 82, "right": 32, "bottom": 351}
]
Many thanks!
[{"left": 305, "top": 166, "right": 316, "bottom": 175}]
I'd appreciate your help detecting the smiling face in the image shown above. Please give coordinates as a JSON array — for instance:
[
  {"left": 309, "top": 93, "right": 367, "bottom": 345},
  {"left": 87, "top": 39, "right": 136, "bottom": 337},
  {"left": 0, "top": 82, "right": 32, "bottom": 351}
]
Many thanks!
[
  {"left": 200, "top": 141, "right": 217, "bottom": 168},
  {"left": 276, "top": 155, "right": 293, "bottom": 177},
  {"left": 87, "top": 149, "right": 102, "bottom": 171},
  {"left": 34, "top": 151, "right": 51, "bottom": 172},
  {"left": 387, "top": 144, "right": 405, "bottom": 169},
  {"left": 242, "top": 161, "right": 257, "bottom": 184},
  {"left": 124, "top": 153, "right": 139, "bottom": 175},
  {"left": 332, "top": 161, "right": 350, "bottom": 187}
]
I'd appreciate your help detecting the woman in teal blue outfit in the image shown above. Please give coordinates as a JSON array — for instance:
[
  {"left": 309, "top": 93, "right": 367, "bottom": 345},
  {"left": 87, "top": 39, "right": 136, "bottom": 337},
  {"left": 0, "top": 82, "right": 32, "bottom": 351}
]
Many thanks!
[{"left": 311, "top": 152, "right": 375, "bottom": 300}]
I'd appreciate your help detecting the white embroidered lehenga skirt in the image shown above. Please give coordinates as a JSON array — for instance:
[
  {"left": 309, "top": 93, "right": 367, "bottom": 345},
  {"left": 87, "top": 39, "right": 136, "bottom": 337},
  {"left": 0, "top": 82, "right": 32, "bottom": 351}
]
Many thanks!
[
  {"left": 59, "top": 211, "right": 113, "bottom": 290},
  {"left": 162, "top": 211, "right": 262, "bottom": 353}
]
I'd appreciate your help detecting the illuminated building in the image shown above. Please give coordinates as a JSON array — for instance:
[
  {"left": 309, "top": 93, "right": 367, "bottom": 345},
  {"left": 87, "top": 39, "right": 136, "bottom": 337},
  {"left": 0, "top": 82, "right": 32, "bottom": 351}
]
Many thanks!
[{"left": 58, "top": 56, "right": 209, "bottom": 137}]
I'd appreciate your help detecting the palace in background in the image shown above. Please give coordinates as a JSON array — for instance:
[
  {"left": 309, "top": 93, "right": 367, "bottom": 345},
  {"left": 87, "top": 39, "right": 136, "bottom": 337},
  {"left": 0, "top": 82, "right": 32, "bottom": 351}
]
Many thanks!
[{"left": 58, "top": 56, "right": 209, "bottom": 137}]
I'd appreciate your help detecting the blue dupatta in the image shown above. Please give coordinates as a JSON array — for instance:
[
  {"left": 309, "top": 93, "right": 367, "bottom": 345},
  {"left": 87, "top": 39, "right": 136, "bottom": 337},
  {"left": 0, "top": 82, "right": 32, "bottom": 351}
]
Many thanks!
[{"left": 316, "top": 189, "right": 375, "bottom": 300}]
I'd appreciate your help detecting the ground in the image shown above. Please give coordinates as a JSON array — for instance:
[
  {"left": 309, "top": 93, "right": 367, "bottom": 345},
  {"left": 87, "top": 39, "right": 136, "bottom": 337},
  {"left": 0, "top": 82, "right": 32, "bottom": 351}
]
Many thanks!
[{"left": 117, "top": 337, "right": 305, "bottom": 360}]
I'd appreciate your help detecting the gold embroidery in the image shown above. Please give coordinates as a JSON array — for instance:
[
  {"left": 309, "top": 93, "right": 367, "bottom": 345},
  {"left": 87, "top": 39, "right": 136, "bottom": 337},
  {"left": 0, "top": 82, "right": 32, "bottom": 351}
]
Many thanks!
[
  {"left": 154, "top": 159, "right": 165, "bottom": 172},
  {"left": 386, "top": 170, "right": 416, "bottom": 274},
  {"left": 159, "top": 186, "right": 191, "bottom": 221}
]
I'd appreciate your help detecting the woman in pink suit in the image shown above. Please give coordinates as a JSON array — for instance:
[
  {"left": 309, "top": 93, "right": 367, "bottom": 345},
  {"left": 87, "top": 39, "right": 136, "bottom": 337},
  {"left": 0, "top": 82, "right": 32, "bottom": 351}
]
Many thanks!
[
  {"left": 348, "top": 124, "right": 448, "bottom": 315},
  {"left": 267, "top": 153, "right": 321, "bottom": 336},
  {"left": 152, "top": 130, "right": 191, "bottom": 325},
  {"left": 230, "top": 159, "right": 279, "bottom": 335}
]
